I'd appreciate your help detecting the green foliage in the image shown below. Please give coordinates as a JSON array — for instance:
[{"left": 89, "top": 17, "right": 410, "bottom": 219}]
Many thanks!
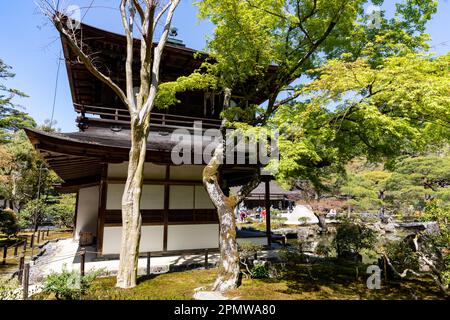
[
  {"left": 19, "top": 199, "right": 47, "bottom": 228},
  {"left": 43, "top": 265, "right": 102, "bottom": 300},
  {"left": 250, "top": 263, "right": 269, "bottom": 279},
  {"left": 385, "top": 240, "right": 420, "bottom": 272},
  {"left": 0, "top": 59, "right": 35, "bottom": 143},
  {"left": 0, "top": 277, "right": 20, "bottom": 300},
  {"left": 0, "top": 131, "right": 67, "bottom": 227},
  {"left": 155, "top": 72, "right": 217, "bottom": 109},
  {"left": 422, "top": 200, "right": 450, "bottom": 255},
  {"left": 333, "top": 220, "right": 377, "bottom": 256},
  {"left": 197, "top": 0, "right": 436, "bottom": 90},
  {"left": 165, "top": 1, "right": 444, "bottom": 200},
  {"left": 382, "top": 201, "right": 450, "bottom": 293},
  {"left": 341, "top": 167, "right": 391, "bottom": 212},
  {"left": 270, "top": 217, "right": 287, "bottom": 230},
  {"left": 0, "top": 209, "right": 20, "bottom": 238},
  {"left": 238, "top": 241, "right": 263, "bottom": 256},
  {"left": 315, "top": 242, "right": 332, "bottom": 257},
  {"left": 340, "top": 152, "right": 450, "bottom": 214},
  {"left": 278, "top": 247, "right": 307, "bottom": 264},
  {"left": 387, "top": 155, "right": 450, "bottom": 212},
  {"left": 46, "top": 194, "right": 76, "bottom": 228},
  {"left": 273, "top": 53, "right": 450, "bottom": 187}
]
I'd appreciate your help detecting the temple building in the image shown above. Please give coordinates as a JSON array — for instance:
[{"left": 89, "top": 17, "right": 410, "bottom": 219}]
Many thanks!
[
  {"left": 241, "top": 181, "right": 294, "bottom": 211},
  {"left": 25, "top": 22, "right": 277, "bottom": 256}
]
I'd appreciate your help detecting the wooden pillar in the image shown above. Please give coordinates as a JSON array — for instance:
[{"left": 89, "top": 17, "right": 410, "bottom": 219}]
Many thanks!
[
  {"left": 22, "top": 263, "right": 30, "bottom": 300},
  {"left": 163, "top": 165, "right": 170, "bottom": 252},
  {"left": 146, "top": 252, "right": 151, "bottom": 275},
  {"left": 80, "top": 248, "right": 86, "bottom": 277},
  {"left": 96, "top": 164, "right": 108, "bottom": 256},
  {"left": 18, "top": 254, "right": 25, "bottom": 283},
  {"left": 73, "top": 191, "right": 80, "bottom": 238},
  {"left": 264, "top": 178, "right": 271, "bottom": 247},
  {"left": 2, "top": 245, "right": 7, "bottom": 265}
]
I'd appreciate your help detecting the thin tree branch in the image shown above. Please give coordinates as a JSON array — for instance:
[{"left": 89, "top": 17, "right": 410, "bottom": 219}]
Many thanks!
[
  {"left": 234, "top": 174, "right": 261, "bottom": 204},
  {"left": 49, "top": 12, "right": 129, "bottom": 109},
  {"left": 139, "top": 0, "right": 180, "bottom": 123},
  {"left": 153, "top": 1, "right": 171, "bottom": 31},
  {"left": 120, "top": 0, "right": 137, "bottom": 111},
  {"left": 132, "top": 0, "right": 145, "bottom": 21}
]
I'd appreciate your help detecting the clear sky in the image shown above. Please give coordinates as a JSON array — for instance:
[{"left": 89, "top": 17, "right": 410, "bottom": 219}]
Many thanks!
[{"left": 0, "top": 0, "right": 449, "bottom": 132}]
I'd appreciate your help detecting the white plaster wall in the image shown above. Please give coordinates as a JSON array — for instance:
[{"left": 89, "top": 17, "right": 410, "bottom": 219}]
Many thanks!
[
  {"left": 102, "top": 225, "right": 164, "bottom": 254},
  {"left": 106, "top": 184, "right": 164, "bottom": 210},
  {"left": 108, "top": 162, "right": 166, "bottom": 179},
  {"left": 141, "top": 185, "right": 165, "bottom": 209},
  {"left": 194, "top": 185, "right": 215, "bottom": 209},
  {"left": 170, "top": 165, "right": 204, "bottom": 181},
  {"left": 169, "top": 185, "right": 194, "bottom": 209},
  {"left": 106, "top": 184, "right": 124, "bottom": 210},
  {"left": 167, "top": 224, "right": 219, "bottom": 251},
  {"left": 75, "top": 186, "right": 99, "bottom": 239}
]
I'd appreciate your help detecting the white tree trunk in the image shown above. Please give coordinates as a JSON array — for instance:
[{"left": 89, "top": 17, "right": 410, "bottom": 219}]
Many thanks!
[{"left": 116, "top": 123, "right": 148, "bottom": 289}]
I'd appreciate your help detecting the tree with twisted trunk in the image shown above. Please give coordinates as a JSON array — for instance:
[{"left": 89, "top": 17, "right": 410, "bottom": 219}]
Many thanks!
[
  {"left": 196, "top": 0, "right": 439, "bottom": 292},
  {"left": 38, "top": 0, "right": 181, "bottom": 289}
]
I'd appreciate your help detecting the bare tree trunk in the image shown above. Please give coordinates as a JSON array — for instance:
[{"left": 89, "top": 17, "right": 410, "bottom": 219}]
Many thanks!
[
  {"left": 116, "top": 122, "right": 148, "bottom": 288},
  {"left": 203, "top": 87, "right": 261, "bottom": 291},
  {"left": 203, "top": 144, "right": 240, "bottom": 292}
]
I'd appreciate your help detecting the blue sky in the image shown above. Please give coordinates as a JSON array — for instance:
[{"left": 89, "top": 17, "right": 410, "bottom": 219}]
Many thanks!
[{"left": 0, "top": 0, "right": 449, "bottom": 132}]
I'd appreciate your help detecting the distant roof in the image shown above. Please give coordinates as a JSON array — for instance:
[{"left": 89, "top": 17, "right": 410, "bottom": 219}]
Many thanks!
[{"left": 231, "top": 181, "right": 292, "bottom": 201}]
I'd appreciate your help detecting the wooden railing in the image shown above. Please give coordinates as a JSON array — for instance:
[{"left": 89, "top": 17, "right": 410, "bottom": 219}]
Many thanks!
[{"left": 74, "top": 103, "right": 222, "bottom": 130}]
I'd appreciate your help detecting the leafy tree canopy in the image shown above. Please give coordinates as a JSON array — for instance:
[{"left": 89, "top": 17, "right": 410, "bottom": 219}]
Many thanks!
[
  {"left": 272, "top": 53, "right": 450, "bottom": 191},
  {"left": 196, "top": 0, "right": 437, "bottom": 98},
  {"left": 0, "top": 59, "right": 36, "bottom": 143}
]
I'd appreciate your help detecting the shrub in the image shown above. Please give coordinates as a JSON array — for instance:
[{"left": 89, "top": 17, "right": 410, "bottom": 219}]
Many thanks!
[
  {"left": 0, "top": 209, "right": 20, "bottom": 238},
  {"left": 270, "top": 208, "right": 281, "bottom": 216},
  {"left": 244, "top": 217, "right": 253, "bottom": 224},
  {"left": 238, "top": 242, "right": 263, "bottom": 263},
  {"left": 385, "top": 240, "right": 420, "bottom": 272},
  {"left": 315, "top": 242, "right": 332, "bottom": 257},
  {"left": 0, "top": 277, "right": 20, "bottom": 300},
  {"left": 333, "top": 220, "right": 377, "bottom": 257},
  {"left": 278, "top": 247, "right": 307, "bottom": 264},
  {"left": 250, "top": 263, "right": 269, "bottom": 279},
  {"left": 271, "top": 217, "right": 287, "bottom": 230},
  {"left": 298, "top": 217, "right": 309, "bottom": 224},
  {"left": 43, "top": 265, "right": 102, "bottom": 300}
]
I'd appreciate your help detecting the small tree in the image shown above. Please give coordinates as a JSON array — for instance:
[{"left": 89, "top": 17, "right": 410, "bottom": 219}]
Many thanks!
[
  {"left": 333, "top": 220, "right": 377, "bottom": 258},
  {"left": 47, "top": 194, "right": 76, "bottom": 228},
  {"left": 195, "top": 0, "right": 440, "bottom": 291},
  {"left": 0, "top": 209, "right": 20, "bottom": 238},
  {"left": 0, "top": 59, "right": 35, "bottom": 143}
]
